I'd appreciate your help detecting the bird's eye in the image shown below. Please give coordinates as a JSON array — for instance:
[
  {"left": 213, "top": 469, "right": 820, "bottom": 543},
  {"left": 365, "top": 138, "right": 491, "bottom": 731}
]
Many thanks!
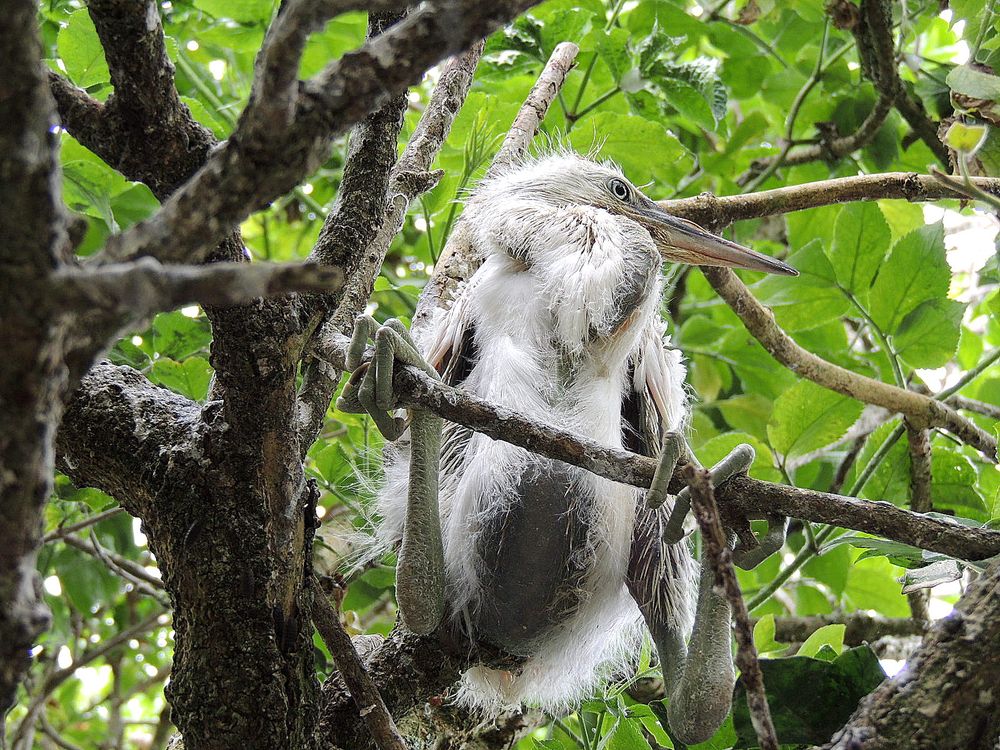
[{"left": 608, "top": 178, "right": 631, "bottom": 202}]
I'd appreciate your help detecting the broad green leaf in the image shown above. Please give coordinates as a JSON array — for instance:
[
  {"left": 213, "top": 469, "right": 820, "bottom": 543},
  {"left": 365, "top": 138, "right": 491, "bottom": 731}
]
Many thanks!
[
  {"left": 58, "top": 11, "right": 110, "bottom": 88},
  {"left": 767, "top": 381, "right": 864, "bottom": 458},
  {"left": 194, "top": 0, "right": 276, "bottom": 23},
  {"left": 569, "top": 112, "right": 692, "bottom": 186},
  {"left": 606, "top": 718, "right": 651, "bottom": 750},
  {"left": 149, "top": 357, "right": 213, "bottom": 401},
  {"left": 796, "top": 624, "right": 845, "bottom": 657},
  {"left": 756, "top": 240, "right": 850, "bottom": 331},
  {"left": 151, "top": 312, "right": 213, "bottom": 360},
  {"left": 753, "top": 614, "right": 786, "bottom": 655},
  {"left": 829, "top": 203, "right": 891, "bottom": 294},
  {"left": 947, "top": 64, "right": 1000, "bottom": 101},
  {"left": 845, "top": 557, "right": 911, "bottom": 617},
  {"left": 932, "top": 448, "right": 987, "bottom": 516},
  {"left": 869, "top": 223, "right": 950, "bottom": 334},
  {"left": 943, "top": 121, "right": 988, "bottom": 153},
  {"left": 733, "top": 648, "right": 885, "bottom": 747},
  {"left": 715, "top": 393, "right": 772, "bottom": 438},
  {"left": 893, "top": 298, "right": 964, "bottom": 368}
]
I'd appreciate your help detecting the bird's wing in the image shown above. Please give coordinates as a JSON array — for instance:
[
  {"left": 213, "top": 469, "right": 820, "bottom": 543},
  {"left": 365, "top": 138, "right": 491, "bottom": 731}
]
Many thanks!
[
  {"left": 624, "top": 318, "right": 697, "bottom": 649},
  {"left": 626, "top": 319, "right": 689, "bottom": 453}
]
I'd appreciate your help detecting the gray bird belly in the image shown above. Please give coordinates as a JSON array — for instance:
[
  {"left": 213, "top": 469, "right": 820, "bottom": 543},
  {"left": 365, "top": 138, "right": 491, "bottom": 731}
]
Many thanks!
[{"left": 471, "top": 460, "right": 594, "bottom": 655}]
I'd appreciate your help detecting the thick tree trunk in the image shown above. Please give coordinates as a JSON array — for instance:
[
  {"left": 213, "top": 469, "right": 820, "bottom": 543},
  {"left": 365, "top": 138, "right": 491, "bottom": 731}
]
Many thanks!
[
  {"left": 0, "top": 0, "right": 74, "bottom": 724},
  {"left": 824, "top": 560, "right": 1000, "bottom": 749}
]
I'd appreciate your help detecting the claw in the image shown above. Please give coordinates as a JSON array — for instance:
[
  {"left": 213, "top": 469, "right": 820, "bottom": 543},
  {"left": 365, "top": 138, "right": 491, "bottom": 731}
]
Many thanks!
[
  {"left": 663, "top": 444, "right": 756, "bottom": 545},
  {"left": 732, "top": 514, "right": 786, "bottom": 570}
]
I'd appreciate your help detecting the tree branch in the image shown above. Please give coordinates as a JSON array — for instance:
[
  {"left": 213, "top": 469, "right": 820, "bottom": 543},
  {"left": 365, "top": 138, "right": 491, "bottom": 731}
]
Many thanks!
[
  {"left": 52, "top": 259, "right": 344, "bottom": 320},
  {"left": 658, "top": 172, "right": 1000, "bottom": 230},
  {"left": 0, "top": 0, "right": 79, "bottom": 724},
  {"left": 312, "top": 580, "right": 407, "bottom": 750},
  {"left": 313, "top": 334, "right": 1000, "bottom": 561},
  {"left": 95, "top": 0, "right": 542, "bottom": 267},
  {"left": 700, "top": 266, "right": 996, "bottom": 458},
  {"left": 831, "top": 0, "right": 949, "bottom": 164},
  {"left": 245, "top": 0, "right": 409, "bottom": 147},
  {"left": 739, "top": 95, "right": 893, "bottom": 185},
  {"left": 82, "top": 0, "right": 215, "bottom": 199},
  {"left": 686, "top": 466, "right": 779, "bottom": 750},
  {"left": 767, "top": 613, "right": 927, "bottom": 646},
  {"left": 297, "top": 41, "right": 484, "bottom": 452}
]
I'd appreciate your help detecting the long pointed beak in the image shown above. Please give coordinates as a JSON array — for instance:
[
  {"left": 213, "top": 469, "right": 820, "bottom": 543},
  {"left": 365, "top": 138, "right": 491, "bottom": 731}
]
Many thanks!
[{"left": 635, "top": 201, "right": 798, "bottom": 276}]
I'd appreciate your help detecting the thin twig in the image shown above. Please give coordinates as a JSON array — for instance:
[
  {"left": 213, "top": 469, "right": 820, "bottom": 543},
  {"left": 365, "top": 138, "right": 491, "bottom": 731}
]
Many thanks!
[
  {"left": 905, "top": 423, "right": 933, "bottom": 621},
  {"left": 658, "top": 172, "right": 1000, "bottom": 231},
  {"left": 700, "top": 266, "right": 996, "bottom": 459},
  {"left": 42, "top": 507, "right": 123, "bottom": 543},
  {"left": 740, "top": 93, "right": 893, "bottom": 186},
  {"left": 10, "top": 611, "right": 166, "bottom": 748},
  {"left": 685, "top": 465, "right": 779, "bottom": 750},
  {"left": 312, "top": 579, "right": 407, "bottom": 750},
  {"left": 62, "top": 533, "right": 165, "bottom": 592},
  {"left": 312, "top": 333, "right": 1000, "bottom": 561}
]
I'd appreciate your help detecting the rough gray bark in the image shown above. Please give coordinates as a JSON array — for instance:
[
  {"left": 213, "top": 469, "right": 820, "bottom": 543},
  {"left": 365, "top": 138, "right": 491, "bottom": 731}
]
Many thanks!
[
  {"left": 10, "top": 2, "right": 539, "bottom": 747},
  {"left": 0, "top": 0, "right": 77, "bottom": 726},
  {"left": 823, "top": 561, "right": 1000, "bottom": 749}
]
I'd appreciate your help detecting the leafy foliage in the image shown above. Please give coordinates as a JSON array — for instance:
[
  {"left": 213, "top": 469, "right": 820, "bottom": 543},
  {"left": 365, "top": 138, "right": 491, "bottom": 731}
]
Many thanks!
[{"left": 19, "top": 0, "right": 1000, "bottom": 748}]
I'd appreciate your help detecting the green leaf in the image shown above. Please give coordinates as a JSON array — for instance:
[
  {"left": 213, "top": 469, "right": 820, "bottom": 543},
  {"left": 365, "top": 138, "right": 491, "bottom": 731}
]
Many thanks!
[
  {"left": 149, "top": 357, "right": 213, "bottom": 401},
  {"left": 893, "top": 298, "right": 964, "bottom": 368},
  {"left": 606, "top": 718, "right": 651, "bottom": 750},
  {"left": 151, "top": 312, "right": 213, "bottom": 360},
  {"left": 869, "top": 223, "right": 950, "bottom": 334},
  {"left": 932, "top": 448, "right": 987, "bottom": 516},
  {"left": 569, "top": 112, "right": 692, "bottom": 186},
  {"left": 733, "top": 648, "right": 885, "bottom": 747},
  {"left": 753, "top": 614, "right": 786, "bottom": 655},
  {"left": 194, "top": 0, "right": 276, "bottom": 23},
  {"left": 829, "top": 203, "right": 891, "bottom": 295},
  {"left": 755, "top": 240, "right": 851, "bottom": 331},
  {"left": 947, "top": 64, "right": 1000, "bottom": 101},
  {"left": 58, "top": 11, "right": 110, "bottom": 88},
  {"left": 767, "top": 381, "right": 864, "bottom": 458},
  {"left": 796, "top": 624, "right": 845, "bottom": 658},
  {"left": 943, "top": 121, "right": 988, "bottom": 153}
]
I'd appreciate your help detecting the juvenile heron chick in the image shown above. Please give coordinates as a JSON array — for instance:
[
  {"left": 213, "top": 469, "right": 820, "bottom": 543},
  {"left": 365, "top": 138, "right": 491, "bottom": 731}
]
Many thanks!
[{"left": 341, "top": 152, "right": 795, "bottom": 744}]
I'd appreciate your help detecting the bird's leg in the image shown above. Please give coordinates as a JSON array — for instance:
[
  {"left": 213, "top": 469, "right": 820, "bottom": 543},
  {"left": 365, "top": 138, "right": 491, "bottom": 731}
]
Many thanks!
[
  {"left": 627, "top": 507, "right": 735, "bottom": 746},
  {"left": 336, "top": 316, "right": 446, "bottom": 635},
  {"left": 664, "top": 554, "right": 736, "bottom": 745},
  {"left": 657, "top": 442, "right": 753, "bottom": 543}
]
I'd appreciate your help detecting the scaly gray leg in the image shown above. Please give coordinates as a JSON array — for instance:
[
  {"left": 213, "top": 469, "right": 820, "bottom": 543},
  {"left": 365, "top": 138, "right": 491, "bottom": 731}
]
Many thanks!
[
  {"left": 627, "top": 506, "right": 735, "bottom": 746},
  {"left": 336, "top": 315, "right": 445, "bottom": 635}
]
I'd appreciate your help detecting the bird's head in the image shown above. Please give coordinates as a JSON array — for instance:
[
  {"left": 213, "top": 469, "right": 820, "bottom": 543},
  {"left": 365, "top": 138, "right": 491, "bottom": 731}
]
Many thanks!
[{"left": 469, "top": 152, "right": 797, "bottom": 276}]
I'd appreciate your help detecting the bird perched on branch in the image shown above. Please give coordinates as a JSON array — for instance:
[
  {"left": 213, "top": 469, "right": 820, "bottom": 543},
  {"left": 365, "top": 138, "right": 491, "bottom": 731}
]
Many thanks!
[{"left": 339, "top": 151, "right": 796, "bottom": 744}]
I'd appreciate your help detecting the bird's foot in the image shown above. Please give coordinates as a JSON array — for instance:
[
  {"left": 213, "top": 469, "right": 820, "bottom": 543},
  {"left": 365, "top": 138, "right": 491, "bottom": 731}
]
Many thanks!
[
  {"left": 336, "top": 315, "right": 440, "bottom": 441},
  {"left": 652, "top": 438, "right": 785, "bottom": 568}
]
